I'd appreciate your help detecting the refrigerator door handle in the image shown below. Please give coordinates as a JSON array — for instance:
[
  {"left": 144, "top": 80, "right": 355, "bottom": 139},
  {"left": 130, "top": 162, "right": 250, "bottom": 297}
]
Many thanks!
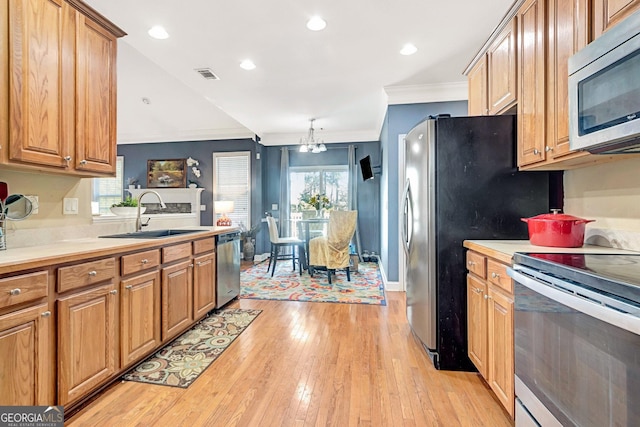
[{"left": 401, "top": 179, "right": 413, "bottom": 255}]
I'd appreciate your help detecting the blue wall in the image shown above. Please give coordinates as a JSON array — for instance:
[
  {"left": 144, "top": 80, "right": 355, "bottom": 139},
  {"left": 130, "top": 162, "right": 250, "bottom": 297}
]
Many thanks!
[
  {"left": 259, "top": 142, "right": 381, "bottom": 256},
  {"left": 117, "top": 138, "right": 380, "bottom": 257},
  {"left": 379, "top": 101, "right": 468, "bottom": 283},
  {"left": 117, "top": 138, "right": 263, "bottom": 227}
]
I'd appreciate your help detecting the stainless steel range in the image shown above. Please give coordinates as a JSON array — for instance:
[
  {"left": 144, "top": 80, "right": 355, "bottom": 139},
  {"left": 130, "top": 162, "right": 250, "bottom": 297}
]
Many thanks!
[{"left": 508, "top": 253, "right": 640, "bottom": 427}]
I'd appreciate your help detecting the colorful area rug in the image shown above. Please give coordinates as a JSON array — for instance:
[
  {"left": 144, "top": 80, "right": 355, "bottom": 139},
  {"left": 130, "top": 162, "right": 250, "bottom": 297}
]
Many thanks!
[
  {"left": 240, "top": 261, "right": 386, "bottom": 305},
  {"left": 122, "top": 308, "right": 261, "bottom": 388}
]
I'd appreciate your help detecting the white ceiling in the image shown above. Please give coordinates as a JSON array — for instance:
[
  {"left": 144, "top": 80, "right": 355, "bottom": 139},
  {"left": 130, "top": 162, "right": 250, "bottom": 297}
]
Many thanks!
[{"left": 83, "top": 0, "right": 513, "bottom": 146}]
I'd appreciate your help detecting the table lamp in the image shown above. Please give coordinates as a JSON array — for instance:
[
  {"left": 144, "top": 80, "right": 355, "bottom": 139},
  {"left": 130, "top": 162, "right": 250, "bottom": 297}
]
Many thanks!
[{"left": 214, "top": 200, "right": 234, "bottom": 226}]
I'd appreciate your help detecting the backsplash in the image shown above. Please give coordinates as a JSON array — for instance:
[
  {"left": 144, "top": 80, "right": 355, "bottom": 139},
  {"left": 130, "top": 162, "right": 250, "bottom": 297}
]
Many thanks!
[{"left": 564, "top": 156, "right": 640, "bottom": 252}]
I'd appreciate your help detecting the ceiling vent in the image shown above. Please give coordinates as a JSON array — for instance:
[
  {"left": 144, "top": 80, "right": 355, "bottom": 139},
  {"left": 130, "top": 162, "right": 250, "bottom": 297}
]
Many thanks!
[{"left": 194, "top": 68, "right": 220, "bottom": 80}]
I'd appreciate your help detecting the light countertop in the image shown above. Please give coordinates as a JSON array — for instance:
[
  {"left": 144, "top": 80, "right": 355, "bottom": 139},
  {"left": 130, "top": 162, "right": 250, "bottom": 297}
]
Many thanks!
[
  {"left": 0, "top": 226, "right": 238, "bottom": 275},
  {"left": 463, "top": 240, "right": 640, "bottom": 264}
]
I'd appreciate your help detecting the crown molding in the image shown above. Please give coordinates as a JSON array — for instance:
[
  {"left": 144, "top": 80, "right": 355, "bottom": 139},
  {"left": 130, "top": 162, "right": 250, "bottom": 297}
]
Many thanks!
[
  {"left": 384, "top": 82, "right": 468, "bottom": 105},
  {"left": 259, "top": 129, "right": 381, "bottom": 146}
]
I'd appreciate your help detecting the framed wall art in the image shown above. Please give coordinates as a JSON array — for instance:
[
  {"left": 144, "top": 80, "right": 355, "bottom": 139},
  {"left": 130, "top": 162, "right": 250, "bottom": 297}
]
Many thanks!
[{"left": 147, "top": 159, "right": 187, "bottom": 188}]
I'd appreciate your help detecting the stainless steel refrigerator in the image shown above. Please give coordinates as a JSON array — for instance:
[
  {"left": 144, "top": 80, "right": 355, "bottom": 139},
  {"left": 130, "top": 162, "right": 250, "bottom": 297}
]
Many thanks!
[{"left": 402, "top": 115, "right": 552, "bottom": 371}]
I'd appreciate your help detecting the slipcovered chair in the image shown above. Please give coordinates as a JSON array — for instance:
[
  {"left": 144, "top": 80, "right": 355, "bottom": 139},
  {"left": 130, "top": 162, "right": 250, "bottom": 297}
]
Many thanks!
[
  {"left": 266, "top": 216, "right": 306, "bottom": 276},
  {"left": 308, "top": 210, "right": 357, "bottom": 284}
]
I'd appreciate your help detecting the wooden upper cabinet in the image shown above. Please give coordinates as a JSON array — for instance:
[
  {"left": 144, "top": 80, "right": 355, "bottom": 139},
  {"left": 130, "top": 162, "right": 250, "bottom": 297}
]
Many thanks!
[
  {"left": 487, "top": 18, "right": 517, "bottom": 115},
  {"left": 75, "top": 13, "right": 118, "bottom": 175},
  {"left": 546, "top": 0, "right": 591, "bottom": 160},
  {"left": 593, "top": 0, "right": 640, "bottom": 37},
  {"left": 467, "top": 56, "right": 488, "bottom": 116},
  {"left": 2, "top": 0, "right": 124, "bottom": 176},
  {"left": 517, "top": 0, "right": 547, "bottom": 167},
  {"left": 7, "top": 0, "right": 76, "bottom": 169}
]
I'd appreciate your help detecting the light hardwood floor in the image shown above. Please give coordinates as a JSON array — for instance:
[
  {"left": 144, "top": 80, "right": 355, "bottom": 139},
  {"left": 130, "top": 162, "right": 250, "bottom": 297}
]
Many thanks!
[{"left": 66, "top": 292, "right": 513, "bottom": 426}]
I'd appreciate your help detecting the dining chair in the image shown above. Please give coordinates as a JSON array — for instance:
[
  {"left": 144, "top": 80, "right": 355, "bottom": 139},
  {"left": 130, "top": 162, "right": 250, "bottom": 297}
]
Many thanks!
[
  {"left": 308, "top": 210, "right": 357, "bottom": 284},
  {"left": 266, "top": 216, "right": 306, "bottom": 276}
]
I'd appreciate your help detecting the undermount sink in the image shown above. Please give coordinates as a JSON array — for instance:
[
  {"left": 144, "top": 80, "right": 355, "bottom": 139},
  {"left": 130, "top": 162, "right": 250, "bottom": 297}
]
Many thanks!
[{"left": 99, "top": 229, "right": 203, "bottom": 239}]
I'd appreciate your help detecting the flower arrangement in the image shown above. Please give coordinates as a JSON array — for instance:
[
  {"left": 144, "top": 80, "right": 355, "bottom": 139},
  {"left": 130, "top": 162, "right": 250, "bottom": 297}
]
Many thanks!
[
  {"left": 186, "top": 157, "right": 201, "bottom": 187},
  {"left": 308, "top": 193, "right": 331, "bottom": 211},
  {"left": 111, "top": 196, "right": 138, "bottom": 208}
]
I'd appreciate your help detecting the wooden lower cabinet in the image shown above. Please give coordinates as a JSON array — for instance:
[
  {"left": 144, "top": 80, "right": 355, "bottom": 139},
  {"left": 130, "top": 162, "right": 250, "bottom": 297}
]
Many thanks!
[
  {"left": 0, "top": 303, "right": 52, "bottom": 405},
  {"left": 120, "top": 271, "right": 161, "bottom": 366},
  {"left": 193, "top": 252, "right": 216, "bottom": 320},
  {"left": 57, "top": 283, "right": 118, "bottom": 406},
  {"left": 466, "top": 250, "right": 515, "bottom": 418},
  {"left": 162, "top": 260, "right": 193, "bottom": 341}
]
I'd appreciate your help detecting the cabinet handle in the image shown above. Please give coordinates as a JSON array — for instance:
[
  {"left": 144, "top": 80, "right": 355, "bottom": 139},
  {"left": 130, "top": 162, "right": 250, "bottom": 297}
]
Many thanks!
[
  {"left": 110, "top": 290, "right": 118, "bottom": 295},
  {"left": 474, "top": 287, "right": 483, "bottom": 294},
  {"left": 88, "top": 270, "right": 97, "bottom": 277},
  {"left": 189, "top": 263, "right": 194, "bottom": 268},
  {"left": 79, "top": 159, "right": 87, "bottom": 166},
  {"left": 9, "top": 288, "right": 21, "bottom": 296},
  {"left": 64, "top": 155, "right": 72, "bottom": 162},
  {"left": 125, "top": 285, "right": 133, "bottom": 290},
  {"left": 533, "top": 149, "right": 540, "bottom": 155},
  {"left": 545, "top": 146, "right": 552, "bottom": 152},
  {"left": 467, "top": 261, "right": 475, "bottom": 266},
  {"left": 41, "top": 311, "right": 51, "bottom": 318},
  {"left": 484, "top": 294, "right": 488, "bottom": 300},
  {"left": 196, "top": 261, "right": 204, "bottom": 266},
  {"left": 491, "top": 272, "right": 500, "bottom": 279},
  {"left": 141, "top": 259, "right": 148, "bottom": 264}
]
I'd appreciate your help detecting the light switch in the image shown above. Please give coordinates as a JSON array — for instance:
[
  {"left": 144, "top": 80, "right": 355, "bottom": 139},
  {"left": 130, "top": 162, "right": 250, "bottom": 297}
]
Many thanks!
[
  {"left": 272, "top": 204, "right": 278, "bottom": 211},
  {"left": 63, "top": 198, "right": 78, "bottom": 215}
]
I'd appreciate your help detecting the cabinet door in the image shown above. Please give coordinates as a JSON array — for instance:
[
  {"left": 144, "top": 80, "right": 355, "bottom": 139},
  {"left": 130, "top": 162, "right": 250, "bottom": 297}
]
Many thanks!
[
  {"left": 193, "top": 252, "right": 216, "bottom": 320},
  {"left": 593, "top": 0, "right": 640, "bottom": 37},
  {"left": 517, "top": 0, "right": 547, "bottom": 167},
  {"left": 0, "top": 303, "right": 51, "bottom": 406},
  {"left": 58, "top": 284, "right": 118, "bottom": 406},
  {"left": 75, "top": 13, "right": 117, "bottom": 175},
  {"left": 547, "top": 0, "right": 591, "bottom": 159},
  {"left": 162, "top": 260, "right": 193, "bottom": 341},
  {"left": 487, "top": 19, "right": 517, "bottom": 114},
  {"left": 121, "top": 271, "right": 161, "bottom": 366},
  {"left": 467, "top": 275, "right": 488, "bottom": 378},
  {"left": 467, "top": 55, "right": 488, "bottom": 116},
  {"left": 488, "top": 286, "right": 515, "bottom": 418},
  {"left": 7, "top": 0, "right": 75, "bottom": 169}
]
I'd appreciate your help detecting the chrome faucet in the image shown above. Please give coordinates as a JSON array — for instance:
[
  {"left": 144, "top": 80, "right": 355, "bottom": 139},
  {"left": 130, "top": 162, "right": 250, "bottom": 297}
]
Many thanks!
[{"left": 136, "top": 190, "right": 166, "bottom": 232}]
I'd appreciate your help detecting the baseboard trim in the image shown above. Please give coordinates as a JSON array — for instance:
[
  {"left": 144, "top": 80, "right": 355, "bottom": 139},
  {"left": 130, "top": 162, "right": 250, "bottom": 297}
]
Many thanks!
[{"left": 379, "top": 261, "right": 402, "bottom": 292}]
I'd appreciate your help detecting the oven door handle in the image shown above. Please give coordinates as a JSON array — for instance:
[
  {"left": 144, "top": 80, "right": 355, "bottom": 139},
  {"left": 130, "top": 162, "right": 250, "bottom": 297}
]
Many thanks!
[{"left": 508, "top": 267, "right": 640, "bottom": 335}]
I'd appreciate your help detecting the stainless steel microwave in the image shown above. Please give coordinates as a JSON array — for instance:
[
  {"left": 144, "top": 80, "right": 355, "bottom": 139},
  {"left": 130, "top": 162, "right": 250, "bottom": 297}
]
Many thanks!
[{"left": 568, "top": 9, "right": 640, "bottom": 154}]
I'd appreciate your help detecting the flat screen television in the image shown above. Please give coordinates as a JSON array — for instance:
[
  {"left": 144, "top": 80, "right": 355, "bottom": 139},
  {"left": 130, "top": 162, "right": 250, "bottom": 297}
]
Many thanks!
[{"left": 360, "top": 155, "right": 374, "bottom": 181}]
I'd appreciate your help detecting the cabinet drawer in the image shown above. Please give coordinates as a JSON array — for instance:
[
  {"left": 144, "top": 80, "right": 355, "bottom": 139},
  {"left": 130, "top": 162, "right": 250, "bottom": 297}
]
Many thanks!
[
  {"left": 58, "top": 258, "right": 116, "bottom": 293},
  {"left": 487, "top": 259, "right": 512, "bottom": 293},
  {"left": 193, "top": 237, "right": 215, "bottom": 255},
  {"left": 466, "top": 251, "right": 487, "bottom": 278},
  {"left": 162, "top": 243, "right": 192, "bottom": 263},
  {"left": 0, "top": 271, "right": 48, "bottom": 309},
  {"left": 121, "top": 249, "right": 161, "bottom": 276}
]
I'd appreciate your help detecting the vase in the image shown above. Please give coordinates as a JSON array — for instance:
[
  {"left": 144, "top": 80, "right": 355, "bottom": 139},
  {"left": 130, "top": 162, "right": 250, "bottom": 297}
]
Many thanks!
[
  {"left": 316, "top": 209, "right": 322, "bottom": 218},
  {"left": 243, "top": 238, "right": 255, "bottom": 262}
]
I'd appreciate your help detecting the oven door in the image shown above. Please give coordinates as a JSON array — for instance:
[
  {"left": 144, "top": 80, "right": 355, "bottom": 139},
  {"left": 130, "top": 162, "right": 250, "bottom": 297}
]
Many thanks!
[{"left": 509, "top": 266, "right": 640, "bottom": 427}]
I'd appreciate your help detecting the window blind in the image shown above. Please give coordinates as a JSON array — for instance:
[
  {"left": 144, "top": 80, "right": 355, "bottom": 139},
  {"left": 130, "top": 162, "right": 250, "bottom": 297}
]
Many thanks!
[
  {"left": 93, "top": 156, "right": 124, "bottom": 214},
  {"left": 213, "top": 152, "right": 251, "bottom": 228}
]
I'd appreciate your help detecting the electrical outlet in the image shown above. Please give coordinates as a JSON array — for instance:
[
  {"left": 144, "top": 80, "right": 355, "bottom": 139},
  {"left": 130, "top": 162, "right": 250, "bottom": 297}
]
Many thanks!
[
  {"left": 63, "top": 198, "right": 78, "bottom": 215},
  {"left": 25, "top": 195, "right": 39, "bottom": 215}
]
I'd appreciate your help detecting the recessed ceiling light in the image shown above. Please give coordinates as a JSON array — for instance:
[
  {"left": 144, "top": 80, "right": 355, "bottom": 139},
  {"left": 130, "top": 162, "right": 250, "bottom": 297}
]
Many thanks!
[
  {"left": 307, "top": 16, "right": 327, "bottom": 31},
  {"left": 400, "top": 43, "right": 418, "bottom": 55},
  {"left": 148, "top": 25, "right": 169, "bottom": 40},
  {"left": 240, "top": 59, "right": 256, "bottom": 70}
]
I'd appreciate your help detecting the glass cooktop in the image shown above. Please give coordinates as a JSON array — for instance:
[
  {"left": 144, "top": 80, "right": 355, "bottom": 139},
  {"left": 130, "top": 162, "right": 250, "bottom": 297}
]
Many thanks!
[{"left": 513, "top": 252, "right": 640, "bottom": 303}]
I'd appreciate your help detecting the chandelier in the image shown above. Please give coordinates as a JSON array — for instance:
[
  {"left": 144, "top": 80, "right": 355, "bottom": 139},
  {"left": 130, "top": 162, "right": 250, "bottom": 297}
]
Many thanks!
[{"left": 299, "top": 119, "right": 327, "bottom": 153}]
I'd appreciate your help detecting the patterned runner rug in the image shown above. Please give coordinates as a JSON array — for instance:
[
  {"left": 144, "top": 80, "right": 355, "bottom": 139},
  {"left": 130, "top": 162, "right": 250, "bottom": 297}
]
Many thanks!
[
  {"left": 122, "top": 308, "right": 261, "bottom": 388},
  {"left": 240, "top": 261, "right": 386, "bottom": 305}
]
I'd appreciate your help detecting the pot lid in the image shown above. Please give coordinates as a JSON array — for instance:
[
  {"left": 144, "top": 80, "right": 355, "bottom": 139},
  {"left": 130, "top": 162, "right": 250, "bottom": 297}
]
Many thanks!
[{"left": 527, "top": 209, "right": 592, "bottom": 222}]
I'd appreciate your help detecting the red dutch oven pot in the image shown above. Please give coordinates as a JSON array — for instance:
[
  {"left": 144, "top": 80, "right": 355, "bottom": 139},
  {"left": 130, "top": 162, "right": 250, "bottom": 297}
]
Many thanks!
[{"left": 521, "top": 210, "right": 595, "bottom": 248}]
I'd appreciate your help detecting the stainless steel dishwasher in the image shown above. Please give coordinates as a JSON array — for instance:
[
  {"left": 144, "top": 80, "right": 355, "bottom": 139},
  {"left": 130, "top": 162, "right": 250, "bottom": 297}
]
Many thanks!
[{"left": 215, "top": 231, "right": 241, "bottom": 308}]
